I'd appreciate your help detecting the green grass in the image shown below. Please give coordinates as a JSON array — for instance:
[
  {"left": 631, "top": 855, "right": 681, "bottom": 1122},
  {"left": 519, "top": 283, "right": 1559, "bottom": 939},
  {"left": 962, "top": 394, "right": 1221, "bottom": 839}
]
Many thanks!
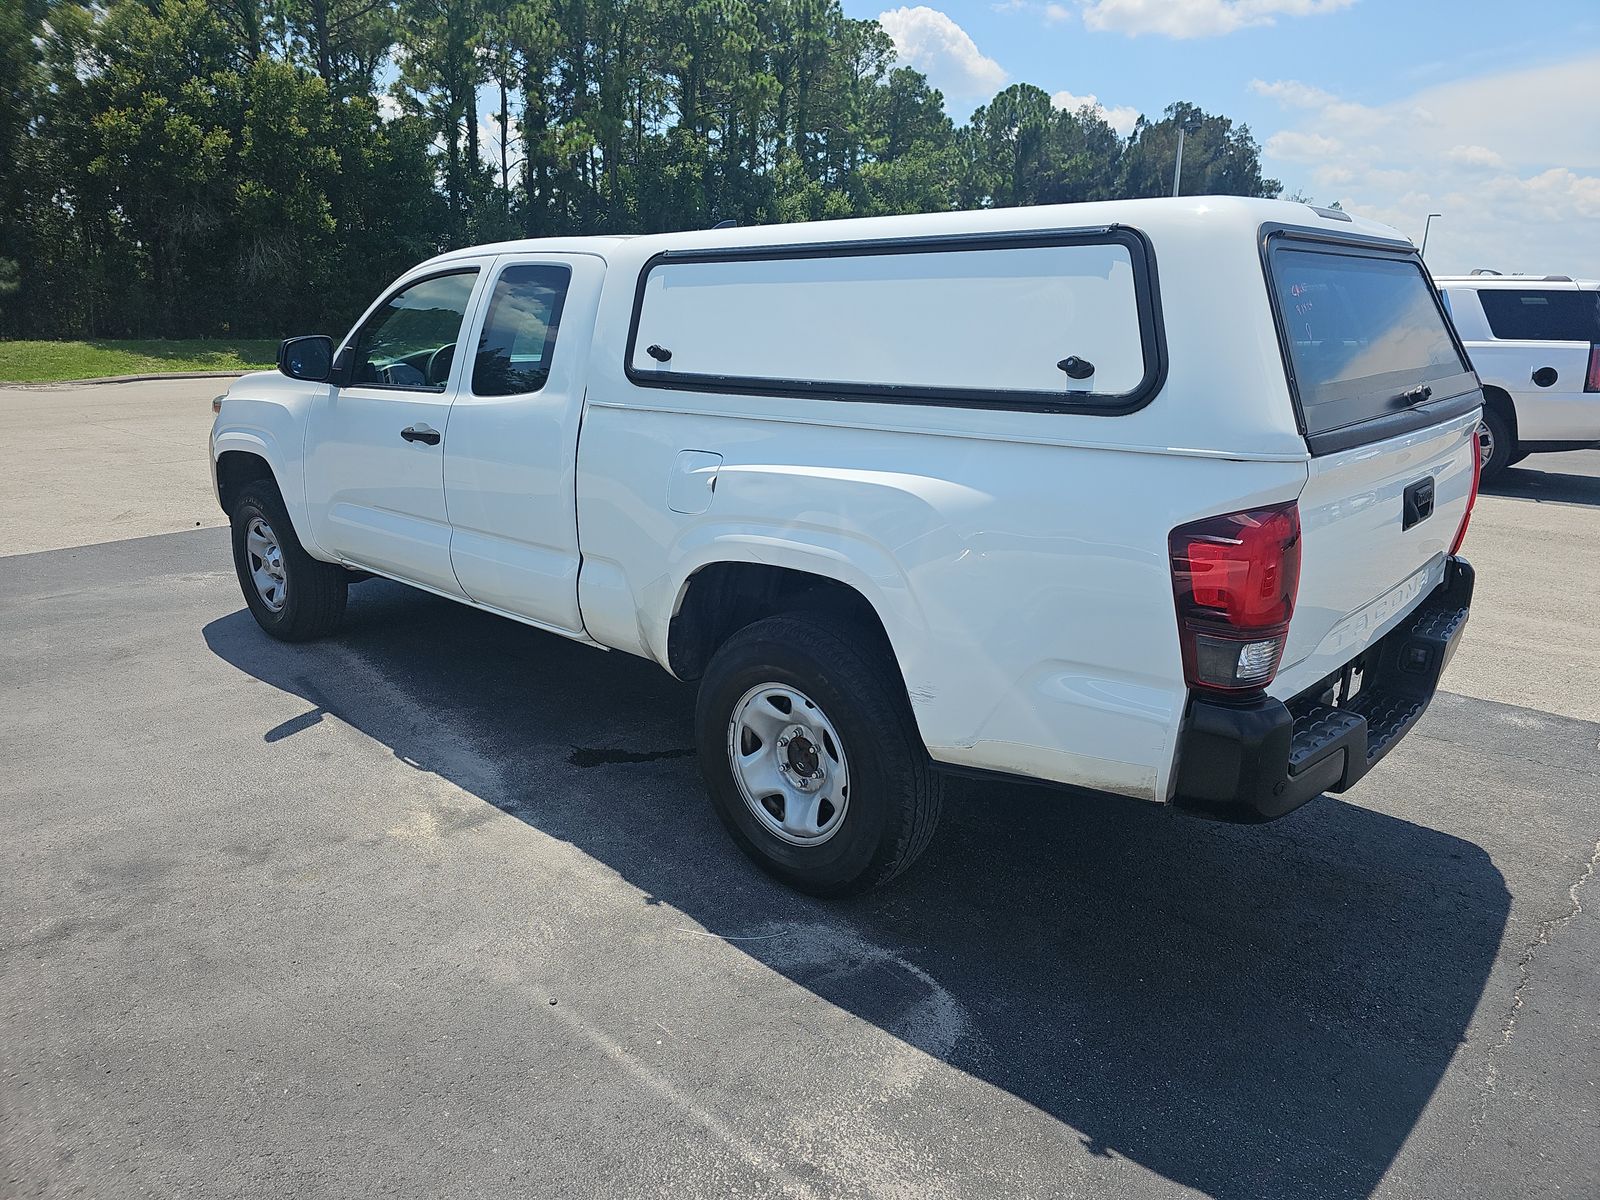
[{"left": 0, "top": 338, "right": 279, "bottom": 383}]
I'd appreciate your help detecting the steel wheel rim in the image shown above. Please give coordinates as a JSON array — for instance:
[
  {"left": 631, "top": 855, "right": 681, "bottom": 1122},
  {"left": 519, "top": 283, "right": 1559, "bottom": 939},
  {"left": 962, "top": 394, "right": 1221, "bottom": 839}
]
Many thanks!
[
  {"left": 1476, "top": 419, "right": 1494, "bottom": 468},
  {"left": 727, "top": 683, "right": 850, "bottom": 846},
  {"left": 245, "top": 516, "right": 288, "bottom": 613}
]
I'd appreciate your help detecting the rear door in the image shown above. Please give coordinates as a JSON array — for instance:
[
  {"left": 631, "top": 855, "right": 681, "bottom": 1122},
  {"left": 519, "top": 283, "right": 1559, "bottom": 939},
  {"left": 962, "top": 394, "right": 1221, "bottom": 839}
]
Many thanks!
[
  {"left": 443, "top": 254, "right": 603, "bottom": 633},
  {"left": 1472, "top": 285, "right": 1599, "bottom": 441},
  {"left": 1264, "top": 234, "right": 1482, "bottom": 695}
]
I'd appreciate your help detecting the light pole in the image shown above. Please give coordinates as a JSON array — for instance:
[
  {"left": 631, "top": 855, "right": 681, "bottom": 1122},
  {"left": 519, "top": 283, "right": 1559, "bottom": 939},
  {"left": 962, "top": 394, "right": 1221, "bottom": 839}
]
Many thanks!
[{"left": 1420, "top": 213, "right": 1442, "bottom": 259}]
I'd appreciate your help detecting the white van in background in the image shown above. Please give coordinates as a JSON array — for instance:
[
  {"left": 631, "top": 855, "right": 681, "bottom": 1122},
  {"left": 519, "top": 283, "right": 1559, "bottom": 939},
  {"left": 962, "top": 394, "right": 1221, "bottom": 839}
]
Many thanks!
[
  {"left": 1435, "top": 275, "right": 1600, "bottom": 480},
  {"left": 212, "top": 197, "right": 1481, "bottom": 895}
]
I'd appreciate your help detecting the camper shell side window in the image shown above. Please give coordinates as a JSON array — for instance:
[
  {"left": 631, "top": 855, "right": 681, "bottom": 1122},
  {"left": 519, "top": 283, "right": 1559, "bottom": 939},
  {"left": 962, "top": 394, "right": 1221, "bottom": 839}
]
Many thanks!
[{"left": 624, "top": 228, "right": 1167, "bottom": 416}]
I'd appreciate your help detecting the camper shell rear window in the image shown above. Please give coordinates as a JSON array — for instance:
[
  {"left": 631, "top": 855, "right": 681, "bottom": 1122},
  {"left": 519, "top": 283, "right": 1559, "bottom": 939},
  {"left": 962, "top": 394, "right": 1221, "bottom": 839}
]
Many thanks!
[
  {"left": 1264, "top": 230, "right": 1479, "bottom": 454},
  {"left": 625, "top": 228, "right": 1166, "bottom": 415}
]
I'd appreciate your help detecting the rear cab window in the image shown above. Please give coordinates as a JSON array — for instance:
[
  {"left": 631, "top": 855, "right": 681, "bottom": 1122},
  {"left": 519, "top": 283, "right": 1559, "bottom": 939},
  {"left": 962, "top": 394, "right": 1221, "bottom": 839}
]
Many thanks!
[
  {"left": 1478, "top": 289, "right": 1600, "bottom": 342},
  {"left": 472, "top": 264, "right": 571, "bottom": 396},
  {"left": 626, "top": 229, "right": 1165, "bottom": 414},
  {"left": 1265, "top": 235, "right": 1478, "bottom": 454}
]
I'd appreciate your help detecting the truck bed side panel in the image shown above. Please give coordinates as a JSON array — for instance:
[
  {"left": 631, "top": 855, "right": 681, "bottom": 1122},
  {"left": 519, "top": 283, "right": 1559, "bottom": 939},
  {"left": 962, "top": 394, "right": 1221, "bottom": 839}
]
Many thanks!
[{"left": 576, "top": 401, "right": 1308, "bottom": 801}]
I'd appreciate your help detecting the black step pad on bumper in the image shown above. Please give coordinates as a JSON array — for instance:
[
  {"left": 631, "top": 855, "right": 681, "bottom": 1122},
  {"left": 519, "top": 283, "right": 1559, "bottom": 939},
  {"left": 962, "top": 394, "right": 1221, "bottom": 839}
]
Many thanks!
[{"left": 1173, "top": 557, "right": 1474, "bottom": 822}]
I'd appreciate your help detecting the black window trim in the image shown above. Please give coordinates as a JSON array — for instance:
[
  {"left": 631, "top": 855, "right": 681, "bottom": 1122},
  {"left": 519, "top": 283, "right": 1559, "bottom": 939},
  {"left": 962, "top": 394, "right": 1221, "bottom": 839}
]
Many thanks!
[
  {"left": 623, "top": 224, "right": 1168, "bottom": 417},
  {"left": 469, "top": 260, "right": 574, "bottom": 398},
  {"left": 341, "top": 266, "right": 483, "bottom": 395},
  {"left": 1258, "top": 222, "right": 1483, "bottom": 456}
]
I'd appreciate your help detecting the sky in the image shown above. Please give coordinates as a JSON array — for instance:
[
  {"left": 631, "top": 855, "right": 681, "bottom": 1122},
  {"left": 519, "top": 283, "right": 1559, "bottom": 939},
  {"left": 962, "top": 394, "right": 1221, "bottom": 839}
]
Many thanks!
[{"left": 852, "top": 0, "right": 1600, "bottom": 278}]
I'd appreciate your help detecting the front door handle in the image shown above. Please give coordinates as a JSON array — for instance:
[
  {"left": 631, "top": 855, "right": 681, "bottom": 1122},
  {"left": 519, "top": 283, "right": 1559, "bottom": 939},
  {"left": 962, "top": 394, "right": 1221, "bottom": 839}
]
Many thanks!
[{"left": 400, "top": 424, "right": 440, "bottom": 446}]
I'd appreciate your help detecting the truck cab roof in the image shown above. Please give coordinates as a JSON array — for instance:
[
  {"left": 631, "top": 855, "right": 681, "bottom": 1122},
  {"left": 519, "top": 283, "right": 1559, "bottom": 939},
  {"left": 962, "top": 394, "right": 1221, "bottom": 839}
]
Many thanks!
[{"left": 420, "top": 197, "right": 1408, "bottom": 268}]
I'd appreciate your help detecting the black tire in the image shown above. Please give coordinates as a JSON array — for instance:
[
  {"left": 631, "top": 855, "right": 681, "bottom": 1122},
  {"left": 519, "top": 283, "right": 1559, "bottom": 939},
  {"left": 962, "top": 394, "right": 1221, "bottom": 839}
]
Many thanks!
[
  {"left": 230, "top": 481, "right": 348, "bottom": 641},
  {"left": 1478, "top": 407, "right": 1514, "bottom": 484},
  {"left": 695, "top": 612, "right": 943, "bottom": 896}
]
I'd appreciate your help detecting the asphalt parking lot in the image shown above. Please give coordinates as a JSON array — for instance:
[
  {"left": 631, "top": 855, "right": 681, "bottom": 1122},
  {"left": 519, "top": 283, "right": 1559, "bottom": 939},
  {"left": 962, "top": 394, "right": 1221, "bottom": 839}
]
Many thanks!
[{"left": 3, "top": 379, "right": 1598, "bottom": 1199}]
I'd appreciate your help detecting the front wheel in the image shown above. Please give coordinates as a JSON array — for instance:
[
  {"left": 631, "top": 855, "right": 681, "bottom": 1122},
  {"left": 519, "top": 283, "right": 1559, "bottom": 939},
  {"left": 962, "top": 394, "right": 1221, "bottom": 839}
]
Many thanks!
[
  {"left": 230, "top": 481, "right": 348, "bottom": 641},
  {"left": 695, "top": 613, "right": 943, "bottom": 896}
]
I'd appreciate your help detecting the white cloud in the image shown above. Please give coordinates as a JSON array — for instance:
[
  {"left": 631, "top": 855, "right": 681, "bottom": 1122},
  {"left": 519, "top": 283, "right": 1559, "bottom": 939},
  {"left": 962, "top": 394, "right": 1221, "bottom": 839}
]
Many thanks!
[
  {"left": 1249, "top": 78, "right": 1336, "bottom": 109},
  {"left": 479, "top": 114, "right": 515, "bottom": 172},
  {"left": 1044, "top": 3, "right": 1073, "bottom": 21},
  {"left": 877, "top": 7, "right": 1008, "bottom": 99},
  {"left": 1256, "top": 59, "right": 1600, "bottom": 173},
  {"left": 1480, "top": 168, "right": 1600, "bottom": 222},
  {"left": 377, "top": 94, "right": 403, "bottom": 122},
  {"left": 1250, "top": 76, "right": 1387, "bottom": 131},
  {"left": 1446, "top": 144, "right": 1508, "bottom": 171},
  {"left": 1256, "top": 54, "right": 1600, "bottom": 277},
  {"left": 1263, "top": 130, "right": 1342, "bottom": 161},
  {"left": 1050, "top": 89, "right": 1140, "bottom": 136},
  {"left": 1073, "top": 0, "right": 1356, "bottom": 39}
]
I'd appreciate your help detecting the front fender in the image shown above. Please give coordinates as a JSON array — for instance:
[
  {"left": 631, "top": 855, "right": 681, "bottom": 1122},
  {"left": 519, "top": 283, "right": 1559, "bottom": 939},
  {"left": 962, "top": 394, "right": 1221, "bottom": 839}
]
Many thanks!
[{"left": 211, "top": 371, "right": 324, "bottom": 558}]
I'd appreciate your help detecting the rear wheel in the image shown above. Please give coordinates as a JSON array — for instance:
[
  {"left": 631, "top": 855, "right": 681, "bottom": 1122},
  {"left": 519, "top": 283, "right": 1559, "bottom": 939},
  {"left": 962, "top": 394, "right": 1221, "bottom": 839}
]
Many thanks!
[
  {"left": 695, "top": 612, "right": 943, "bottom": 896},
  {"left": 1477, "top": 407, "right": 1514, "bottom": 484},
  {"left": 230, "top": 481, "right": 348, "bottom": 641}
]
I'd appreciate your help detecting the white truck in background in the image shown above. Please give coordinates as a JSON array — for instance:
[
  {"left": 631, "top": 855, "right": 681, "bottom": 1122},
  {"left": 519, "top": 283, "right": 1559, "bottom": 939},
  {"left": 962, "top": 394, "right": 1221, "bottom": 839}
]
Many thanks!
[{"left": 211, "top": 197, "right": 1480, "bottom": 895}]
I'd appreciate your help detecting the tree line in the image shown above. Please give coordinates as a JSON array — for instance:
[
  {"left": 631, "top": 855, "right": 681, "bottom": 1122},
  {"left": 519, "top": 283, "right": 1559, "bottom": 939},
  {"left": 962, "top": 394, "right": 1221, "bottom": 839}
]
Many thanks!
[{"left": 0, "top": 0, "right": 1282, "bottom": 341}]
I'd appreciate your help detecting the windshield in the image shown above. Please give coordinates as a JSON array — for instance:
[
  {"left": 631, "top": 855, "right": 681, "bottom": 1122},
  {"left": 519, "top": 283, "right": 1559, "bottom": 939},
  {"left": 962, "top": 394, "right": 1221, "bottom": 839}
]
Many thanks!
[{"left": 1268, "top": 245, "right": 1474, "bottom": 440}]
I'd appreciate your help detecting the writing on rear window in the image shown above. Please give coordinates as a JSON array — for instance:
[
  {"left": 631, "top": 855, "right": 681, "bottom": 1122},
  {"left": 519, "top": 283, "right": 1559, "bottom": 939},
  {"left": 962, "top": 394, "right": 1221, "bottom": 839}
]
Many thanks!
[{"left": 1269, "top": 245, "right": 1472, "bottom": 438}]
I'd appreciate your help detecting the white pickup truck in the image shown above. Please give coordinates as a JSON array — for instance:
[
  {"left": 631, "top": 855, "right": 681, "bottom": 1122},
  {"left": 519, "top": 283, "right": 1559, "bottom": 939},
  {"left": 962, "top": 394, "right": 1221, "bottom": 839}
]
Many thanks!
[{"left": 211, "top": 196, "right": 1480, "bottom": 895}]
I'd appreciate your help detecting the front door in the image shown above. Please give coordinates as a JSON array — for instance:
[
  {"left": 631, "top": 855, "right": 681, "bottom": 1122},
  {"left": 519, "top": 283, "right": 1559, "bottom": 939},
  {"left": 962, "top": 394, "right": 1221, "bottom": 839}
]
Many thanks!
[
  {"left": 443, "top": 255, "right": 601, "bottom": 633},
  {"left": 303, "top": 264, "right": 488, "bottom": 595}
]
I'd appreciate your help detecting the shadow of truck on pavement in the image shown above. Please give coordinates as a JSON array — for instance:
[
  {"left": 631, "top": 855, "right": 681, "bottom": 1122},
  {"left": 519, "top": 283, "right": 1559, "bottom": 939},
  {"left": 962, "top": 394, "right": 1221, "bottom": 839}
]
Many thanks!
[
  {"left": 203, "top": 579, "right": 1509, "bottom": 1200},
  {"left": 1484, "top": 461, "right": 1600, "bottom": 508}
]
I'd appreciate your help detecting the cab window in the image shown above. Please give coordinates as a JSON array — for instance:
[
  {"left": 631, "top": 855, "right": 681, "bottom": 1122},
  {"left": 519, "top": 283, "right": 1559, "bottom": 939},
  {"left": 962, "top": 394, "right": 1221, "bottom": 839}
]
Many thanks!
[
  {"left": 472, "top": 265, "right": 572, "bottom": 396},
  {"left": 350, "top": 270, "right": 479, "bottom": 391}
]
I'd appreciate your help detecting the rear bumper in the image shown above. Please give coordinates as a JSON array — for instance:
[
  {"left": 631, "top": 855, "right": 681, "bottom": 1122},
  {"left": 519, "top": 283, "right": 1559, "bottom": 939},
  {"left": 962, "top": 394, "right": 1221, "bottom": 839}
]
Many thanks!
[{"left": 1172, "top": 556, "right": 1474, "bottom": 822}]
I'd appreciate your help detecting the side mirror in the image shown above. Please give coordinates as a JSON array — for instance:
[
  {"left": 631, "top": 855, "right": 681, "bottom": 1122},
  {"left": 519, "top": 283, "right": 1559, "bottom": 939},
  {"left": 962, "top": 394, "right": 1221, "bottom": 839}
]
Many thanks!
[
  {"left": 329, "top": 343, "right": 354, "bottom": 387},
  {"left": 277, "top": 335, "right": 334, "bottom": 382}
]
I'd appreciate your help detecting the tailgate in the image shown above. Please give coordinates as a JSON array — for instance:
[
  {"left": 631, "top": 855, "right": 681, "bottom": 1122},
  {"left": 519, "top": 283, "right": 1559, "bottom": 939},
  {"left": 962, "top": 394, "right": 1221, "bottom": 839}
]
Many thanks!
[
  {"left": 1273, "top": 410, "right": 1478, "bottom": 698},
  {"left": 1262, "top": 229, "right": 1483, "bottom": 700}
]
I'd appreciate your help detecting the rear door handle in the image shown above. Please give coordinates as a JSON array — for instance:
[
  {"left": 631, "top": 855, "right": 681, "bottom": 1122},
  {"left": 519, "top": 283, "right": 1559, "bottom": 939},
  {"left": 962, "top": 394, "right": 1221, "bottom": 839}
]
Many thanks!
[{"left": 400, "top": 424, "right": 440, "bottom": 445}]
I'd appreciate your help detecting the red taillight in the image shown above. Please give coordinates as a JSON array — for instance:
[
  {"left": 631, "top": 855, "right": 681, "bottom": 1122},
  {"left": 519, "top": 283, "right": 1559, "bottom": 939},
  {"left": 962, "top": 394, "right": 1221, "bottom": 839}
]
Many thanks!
[
  {"left": 1586, "top": 344, "right": 1600, "bottom": 393},
  {"left": 1451, "top": 426, "right": 1482, "bottom": 555},
  {"left": 1169, "top": 503, "right": 1302, "bottom": 695}
]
